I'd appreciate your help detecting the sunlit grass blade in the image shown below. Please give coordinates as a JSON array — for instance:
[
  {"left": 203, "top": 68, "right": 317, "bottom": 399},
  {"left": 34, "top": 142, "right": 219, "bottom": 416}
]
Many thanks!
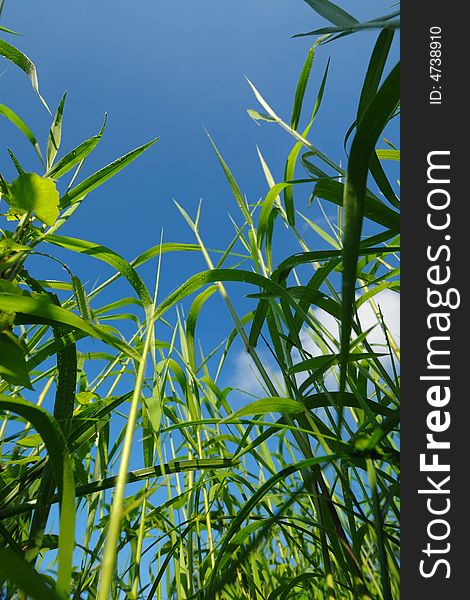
[
  {"left": 47, "top": 92, "right": 67, "bottom": 170},
  {"left": 301, "top": 0, "right": 358, "bottom": 27},
  {"left": 0, "top": 103, "right": 44, "bottom": 167},
  {"left": 0, "top": 38, "right": 50, "bottom": 112},
  {"left": 0, "top": 292, "right": 141, "bottom": 361},
  {"left": 46, "top": 113, "right": 107, "bottom": 179},
  {"left": 59, "top": 138, "right": 158, "bottom": 208},
  {"left": 283, "top": 57, "right": 330, "bottom": 225},
  {"left": 45, "top": 234, "right": 153, "bottom": 312}
]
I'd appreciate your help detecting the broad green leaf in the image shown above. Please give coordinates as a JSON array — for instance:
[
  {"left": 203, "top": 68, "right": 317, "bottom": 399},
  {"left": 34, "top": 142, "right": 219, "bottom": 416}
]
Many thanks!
[
  {"left": 0, "top": 38, "right": 49, "bottom": 111},
  {"left": 0, "top": 103, "right": 44, "bottom": 166},
  {"left": 59, "top": 138, "right": 158, "bottom": 208},
  {"left": 8, "top": 172, "right": 59, "bottom": 226}
]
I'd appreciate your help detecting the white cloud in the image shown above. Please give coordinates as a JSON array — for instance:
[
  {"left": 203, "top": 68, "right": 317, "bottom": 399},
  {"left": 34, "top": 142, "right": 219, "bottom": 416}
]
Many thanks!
[
  {"left": 301, "top": 288, "right": 400, "bottom": 355},
  {"left": 229, "top": 289, "right": 400, "bottom": 396},
  {"left": 229, "top": 348, "right": 283, "bottom": 398}
]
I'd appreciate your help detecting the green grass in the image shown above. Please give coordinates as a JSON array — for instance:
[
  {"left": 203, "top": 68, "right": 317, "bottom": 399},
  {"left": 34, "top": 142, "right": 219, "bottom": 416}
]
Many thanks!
[{"left": 0, "top": 3, "right": 399, "bottom": 599}]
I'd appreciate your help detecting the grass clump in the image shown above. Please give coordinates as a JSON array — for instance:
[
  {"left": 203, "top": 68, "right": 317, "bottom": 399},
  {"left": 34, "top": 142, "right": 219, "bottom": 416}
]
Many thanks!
[{"left": 0, "top": 3, "right": 399, "bottom": 599}]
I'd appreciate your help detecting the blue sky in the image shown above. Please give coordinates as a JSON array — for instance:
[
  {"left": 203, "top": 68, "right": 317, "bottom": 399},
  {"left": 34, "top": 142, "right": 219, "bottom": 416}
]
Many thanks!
[{"left": 1, "top": 0, "right": 399, "bottom": 382}]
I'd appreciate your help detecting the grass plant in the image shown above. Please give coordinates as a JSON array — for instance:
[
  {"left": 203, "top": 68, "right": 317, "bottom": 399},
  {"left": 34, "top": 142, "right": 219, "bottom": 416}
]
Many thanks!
[{"left": 0, "top": 2, "right": 400, "bottom": 598}]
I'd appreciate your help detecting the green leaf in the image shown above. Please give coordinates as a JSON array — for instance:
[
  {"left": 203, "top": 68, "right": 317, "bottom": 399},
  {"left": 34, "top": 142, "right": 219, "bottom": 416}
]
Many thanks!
[
  {"left": 0, "top": 292, "right": 140, "bottom": 361},
  {"left": 340, "top": 62, "right": 400, "bottom": 391},
  {"left": 225, "top": 397, "right": 305, "bottom": 420},
  {"left": 16, "top": 433, "right": 43, "bottom": 447},
  {"left": 294, "top": 14, "right": 400, "bottom": 38},
  {"left": 45, "top": 234, "right": 153, "bottom": 314},
  {"left": 289, "top": 352, "right": 384, "bottom": 375},
  {"left": 207, "top": 134, "right": 251, "bottom": 223},
  {"left": 186, "top": 285, "right": 218, "bottom": 371},
  {"left": 357, "top": 30, "right": 395, "bottom": 122},
  {"left": 0, "top": 548, "right": 63, "bottom": 600},
  {"left": 301, "top": 0, "right": 358, "bottom": 27},
  {"left": 47, "top": 92, "right": 67, "bottom": 170},
  {"left": 59, "top": 138, "right": 158, "bottom": 208},
  {"left": 46, "top": 114, "right": 107, "bottom": 179},
  {"left": 283, "top": 58, "right": 329, "bottom": 225},
  {"left": 291, "top": 45, "right": 315, "bottom": 131},
  {"left": 0, "top": 396, "right": 75, "bottom": 596},
  {"left": 8, "top": 172, "right": 59, "bottom": 226},
  {"left": 0, "top": 103, "right": 44, "bottom": 166},
  {"left": 376, "top": 149, "right": 400, "bottom": 161},
  {"left": 0, "top": 38, "right": 49, "bottom": 112},
  {"left": 313, "top": 178, "right": 399, "bottom": 232},
  {"left": 143, "top": 394, "right": 163, "bottom": 437},
  {"left": 0, "top": 333, "right": 32, "bottom": 389}
]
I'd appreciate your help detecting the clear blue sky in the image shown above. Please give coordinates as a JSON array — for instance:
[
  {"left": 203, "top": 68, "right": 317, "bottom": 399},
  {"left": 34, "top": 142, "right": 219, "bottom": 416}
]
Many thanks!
[{"left": 1, "top": 0, "right": 399, "bottom": 373}]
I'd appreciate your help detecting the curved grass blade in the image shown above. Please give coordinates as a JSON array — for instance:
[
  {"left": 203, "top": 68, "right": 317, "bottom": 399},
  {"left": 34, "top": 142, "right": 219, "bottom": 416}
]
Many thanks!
[
  {"left": 301, "top": 0, "right": 358, "bottom": 27},
  {"left": 47, "top": 92, "right": 67, "bottom": 170},
  {"left": 46, "top": 114, "right": 107, "bottom": 179},
  {"left": 59, "top": 138, "right": 158, "bottom": 208},
  {"left": 207, "top": 134, "right": 251, "bottom": 223},
  {"left": 283, "top": 58, "right": 330, "bottom": 225},
  {"left": 186, "top": 285, "right": 218, "bottom": 371},
  {"left": 0, "top": 293, "right": 140, "bottom": 361},
  {"left": 0, "top": 38, "right": 49, "bottom": 112},
  {"left": 340, "top": 62, "right": 400, "bottom": 392},
  {"left": 204, "top": 455, "right": 338, "bottom": 597},
  {"left": 45, "top": 234, "right": 153, "bottom": 312},
  {"left": 291, "top": 45, "right": 315, "bottom": 131},
  {"left": 312, "top": 178, "right": 399, "bottom": 231},
  {"left": 0, "top": 396, "right": 75, "bottom": 597},
  {"left": 0, "top": 103, "right": 44, "bottom": 166},
  {"left": 357, "top": 30, "right": 395, "bottom": 121}
]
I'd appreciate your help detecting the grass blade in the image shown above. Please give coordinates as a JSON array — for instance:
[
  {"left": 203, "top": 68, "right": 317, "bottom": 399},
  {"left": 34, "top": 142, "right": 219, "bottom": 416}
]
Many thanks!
[
  {"left": 0, "top": 38, "right": 49, "bottom": 112},
  {"left": 59, "top": 138, "right": 158, "bottom": 208},
  {"left": 301, "top": 0, "right": 358, "bottom": 27},
  {"left": 340, "top": 62, "right": 399, "bottom": 392},
  {"left": 0, "top": 103, "right": 44, "bottom": 166}
]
